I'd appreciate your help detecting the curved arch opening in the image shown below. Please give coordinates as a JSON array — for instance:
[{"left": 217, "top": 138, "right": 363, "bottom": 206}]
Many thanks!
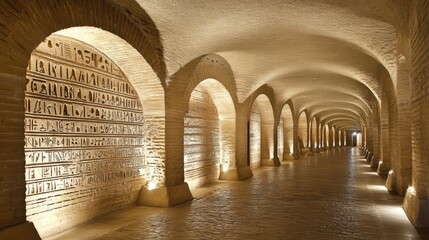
[
  {"left": 332, "top": 126, "right": 336, "bottom": 148},
  {"left": 298, "top": 111, "right": 308, "bottom": 152},
  {"left": 24, "top": 29, "right": 162, "bottom": 237},
  {"left": 280, "top": 103, "right": 294, "bottom": 160},
  {"left": 324, "top": 124, "right": 330, "bottom": 148},
  {"left": 184, "top": 78, "right": 236, "bottom": 189},
  {"left": 249, "top": 94, "right": 275, "bottom": 167},
  {"left": 311, "top": 117, "right": 318, "bottom": 149}
]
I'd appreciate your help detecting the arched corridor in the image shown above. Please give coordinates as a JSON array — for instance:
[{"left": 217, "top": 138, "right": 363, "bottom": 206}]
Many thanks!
[
  {"left": 0, "top": 1, "right": 429, "bottom": 239},
  {"left": 48, "top": 148, "right": 429, "bottom": 240}
]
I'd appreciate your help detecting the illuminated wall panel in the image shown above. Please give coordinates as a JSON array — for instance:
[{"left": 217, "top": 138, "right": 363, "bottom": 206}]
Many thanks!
[
  {"left": 24, "top": 36, "right": 147, "bottom": 236},
  {"left": 184, "top": 87, "right": 220, "bottom": 189}
]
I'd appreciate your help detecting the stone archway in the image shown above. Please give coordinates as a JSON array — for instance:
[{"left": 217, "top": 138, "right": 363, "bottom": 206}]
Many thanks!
[
  {"left": 23, "top": 31, "right": 161, "bottom": 238},
  {"left": 281, "top": 103, "right": 294, "bottom": 160},
  {"left": 249, "top": 101, "right": 262, "bottom": 169},
  {"left": 250, "top": 94, "right": 275, "bottom": 166},
  {"left": 298, "top": 111, "right": 308, "bottom": 152},
  {"left": 184, "top": 79, "right": 236, "bottom": 189},
  {"left": 0, "top": 2, "right": 164, "bottom": 238}
]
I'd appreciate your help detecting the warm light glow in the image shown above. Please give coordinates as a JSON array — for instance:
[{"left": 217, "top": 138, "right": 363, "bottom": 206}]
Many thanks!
[
  {"left": 389, "top": 170, "right": 394, "bottom": 175},
  {"left": 407, "top": 186, "right": 416, "bottom": 195},
  {"left": 222, "top": 163, "right": 229, "bottom": 172},
  {"left": 362, "top": 172, "right": 378, "bottom": 176},
  {"left": 379, "top": 161, "right": 383, "bottom": 165},
  {"left": 376, "top": 205, "right": 409, "bottom": 222},
  {"left": 367, "top": 185, "right": 387, "bottom": 192},
  {"left": 353, "top": 132, "right": 357, "bottom": 136},
  {"left": 148, "top": 182, "right": 157, "bottom": 190}
]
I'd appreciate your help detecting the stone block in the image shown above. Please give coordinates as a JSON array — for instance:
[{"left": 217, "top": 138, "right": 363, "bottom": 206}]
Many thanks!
[
  {"left": 377, "top": 161, "right": 389, "bottom": 175},
  {"left": 219, "top": 166, "right": 253, "bottom": 180},
  {"left": 403, "top": 188, "right": 429, "bottom": 227},
  {"left": 385, "top": 170, "right": 395, "bottom": 192},
  {"left": 370, "top": 156, "right": 378, "bottom": 169},
  {"left": 137, "top": 182, "right": 193, "bottom": 207}
]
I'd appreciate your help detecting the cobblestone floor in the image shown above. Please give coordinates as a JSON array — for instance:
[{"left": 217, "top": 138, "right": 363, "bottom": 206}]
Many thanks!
[{"left": 49, "top": 148, "right": 429, "bottom": 240}]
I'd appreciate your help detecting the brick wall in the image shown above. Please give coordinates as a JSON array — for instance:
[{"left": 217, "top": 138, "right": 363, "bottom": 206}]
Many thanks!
[
  {"left": 184, "top": 87, "right": 221, "bottom": 189},
  {"left": 249, "top": 104, "right": 261, "bottom": 168},
  {"left": 298, "top": 112, "right": 308, "bottom": 149},
  {"left": 409, "top": 0, "right": 429, "bottom": 198}
]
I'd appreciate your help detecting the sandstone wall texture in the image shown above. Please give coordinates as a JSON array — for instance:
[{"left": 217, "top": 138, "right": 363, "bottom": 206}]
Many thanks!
[
  {"left": 24, "top": 35, "right": 148, "bottom": 237},
  {"left": 249, "top": 104, "right": 261, "bottom": 169},
  {"left": 0, "top": 0, "right": 429, "bottom": 237},
  {"left": 184, "top": 87, "right": 220, "bottom": 189}
]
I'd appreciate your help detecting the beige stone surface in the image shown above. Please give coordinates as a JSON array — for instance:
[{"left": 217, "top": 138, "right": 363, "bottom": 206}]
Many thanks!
[
  {"left": 48, "top": 148, "right": 429, "bottom": 240},
  {"left": 0, "top": 0, "right": 428, "bottom": 237}
]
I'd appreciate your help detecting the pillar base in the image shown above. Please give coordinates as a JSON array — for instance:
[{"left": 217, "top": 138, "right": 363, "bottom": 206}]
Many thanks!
[
  {"left": 261, "top": 157, "right": 281, "bottom": 166},
  {"left": 313, "top": 148, "right": 320, "bottom": 153},
  {"left": 377, "top": 162, "right": 389, "bottom": 175},
  {"left": 403, "top": 188, "right": 429, "bottom": 227},
  {"left": 292, "top": 152, "right": 300, "bottom": 160},
  {"left": 219, "top": 166, "right": 253, "bottom": 180},
  {"left": 385, "top": 170, "right": 395, "bottom": 192},
  {"left": 283, "top": 154, "right": 295, "bottom": 160},
  {"left": 370, "top": 156, "right": 378, "bottom": 169},
  {"left": 366, "top": 152, "right": 373, "bottom": 163},
  {"left": 305, "top": 152, "right": 314, "bottom": 156},
  {"left": 0, "top": 222, "right": 41, "bottom": 240},
  {"left": 137, "top": 182, "right": 193, "bottom": 207}
]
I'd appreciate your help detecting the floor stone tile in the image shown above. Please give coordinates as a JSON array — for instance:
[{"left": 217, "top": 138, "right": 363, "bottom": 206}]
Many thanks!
[{"left": 48, "top": 148, "right": 429, "bottom": 240}]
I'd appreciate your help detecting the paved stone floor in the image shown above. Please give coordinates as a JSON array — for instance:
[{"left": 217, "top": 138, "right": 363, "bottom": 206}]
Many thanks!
[{"left": 48, "top": 148, "right": 429, "bottom": 240}]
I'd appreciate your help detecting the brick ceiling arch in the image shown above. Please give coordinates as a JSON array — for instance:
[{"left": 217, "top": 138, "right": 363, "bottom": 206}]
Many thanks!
[{"left": 140, "top": 0, "right": 399, "bottom": 132}]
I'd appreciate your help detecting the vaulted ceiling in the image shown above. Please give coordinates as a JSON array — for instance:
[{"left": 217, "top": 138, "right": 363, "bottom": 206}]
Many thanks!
[{"left": 120, "top": 0, "right": 404, "bottom": 131}]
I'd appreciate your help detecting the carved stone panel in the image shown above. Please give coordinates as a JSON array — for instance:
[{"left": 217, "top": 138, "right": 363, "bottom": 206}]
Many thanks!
[{"left": 24, "top": 35, "right": 146, "bottom": 235}]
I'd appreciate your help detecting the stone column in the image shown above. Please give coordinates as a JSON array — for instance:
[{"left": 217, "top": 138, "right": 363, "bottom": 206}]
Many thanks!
[{"left": 138, "top": 89, "right": 193, "bottom": 207}]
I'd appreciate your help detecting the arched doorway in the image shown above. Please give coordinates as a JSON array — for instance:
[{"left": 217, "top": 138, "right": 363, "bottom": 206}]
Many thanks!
[
  {"left": 249, "top": 102, "right": 261, "bottom": 169},
  {"left": 184, "top": 79, "right": 235, "bottom": 189},
  {"left": 24, "top": 32, "right": 157, "bottom": 237},
  {"left": 281, "top": 103, "right": 294, "bottom": 160},
  {"left": 277, "top": 118, "right": 284, "bottom": 161},
  {"left": 311, "top": 117, "right": 317, "bottom": 149},
  {"left": 298, "top": 111, "right": 308, "bottom": 152},
  {"left": 249, "top": 94, "right": 275, "bottom": 166}
]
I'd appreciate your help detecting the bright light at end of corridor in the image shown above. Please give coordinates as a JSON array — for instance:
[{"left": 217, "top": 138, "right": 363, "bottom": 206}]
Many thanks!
[
  {"left": 353, "top": 132, "right": 357, "bottom": 136},
  {"left": 148, "top": 182, "right": 157, "bottom": 190}
]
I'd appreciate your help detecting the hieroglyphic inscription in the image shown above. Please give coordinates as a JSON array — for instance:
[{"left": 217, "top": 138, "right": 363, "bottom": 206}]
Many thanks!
[{"left": 24, "top": 36, "right": 146, "bottom": 198}]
